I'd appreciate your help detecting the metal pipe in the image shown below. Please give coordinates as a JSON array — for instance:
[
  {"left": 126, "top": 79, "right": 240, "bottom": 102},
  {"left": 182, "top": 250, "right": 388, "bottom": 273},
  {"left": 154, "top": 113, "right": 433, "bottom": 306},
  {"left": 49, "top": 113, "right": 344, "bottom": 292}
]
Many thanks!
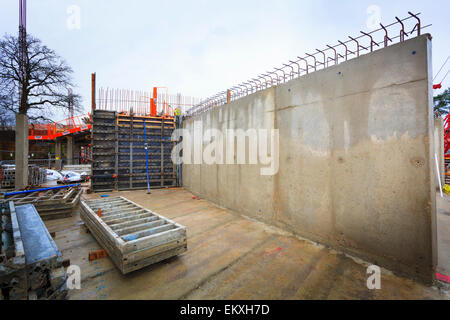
[
  {"left": 408, "top": 11, "right": 421, "bottom": 36},
  {"left": 338, "top": 41, "right": 351, "bottom": 61},
  {"left": 263, "top": 73, "right": 274, "bottom": 87},
  {"left": 380, "top": 23, "right": 392, "bottom": 47},
  {"left": 4, "top": 184, "right": 81, "bottom": 197},
  {"left": 395, "top": 16, "right": 408, "bottom": 42},
  {"left": 297, "top": 57, "right": 309, "bottom": 74},
  {"left": 348, "top": 36, "right": 362, "bottom": 57},
  {"left": 305, "top": 53, "right": 317, "bottom": 71},
  {"left": 274, "top": 67, "right": 287, "bottom": 83},
  {"left": 289, "top": 60, "right": 301, "bottom": 77},
  {"left": 267, "top": 71, "right": 280, "bottom": 84},
  {"left": 252, "top": 78, "right": 262, "bottom": 90},
  {"left": 326, "top": 45, "right": 338, "bottom": 66},
  {"left": 248, "top": 80, "right": 259, "bottom": 91},
  {"left": 316, "top": 49, "right": 326, "bottom": 68},
  {"left": 241, "top": 83, "right": 250, "bottom": 95},
  {"left": 257, "top": 75, "right": 268, "bottom": 89},
  {"left": 143, "top": 119, "right": 151, "bottom": 194},
  {"left": 283, "top": 63, "right": 295, "bottom": 80},
  {"left": 360, "top": 31, "right": 379, "bottom": 52}
]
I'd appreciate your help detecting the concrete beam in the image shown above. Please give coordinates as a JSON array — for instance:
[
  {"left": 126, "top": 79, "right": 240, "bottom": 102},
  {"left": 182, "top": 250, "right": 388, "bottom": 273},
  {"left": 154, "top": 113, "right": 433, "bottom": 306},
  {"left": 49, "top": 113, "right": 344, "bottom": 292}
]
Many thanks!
[{"left": 15, "top": 114, "right": 28, "bottom": 189}]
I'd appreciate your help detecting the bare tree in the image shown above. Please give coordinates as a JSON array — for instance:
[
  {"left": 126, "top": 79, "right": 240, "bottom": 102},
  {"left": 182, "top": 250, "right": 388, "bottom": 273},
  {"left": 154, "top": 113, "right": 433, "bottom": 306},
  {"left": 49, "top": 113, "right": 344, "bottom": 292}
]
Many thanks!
[{"left": 0, "top": 33, "right": 81, "bottom": 121}]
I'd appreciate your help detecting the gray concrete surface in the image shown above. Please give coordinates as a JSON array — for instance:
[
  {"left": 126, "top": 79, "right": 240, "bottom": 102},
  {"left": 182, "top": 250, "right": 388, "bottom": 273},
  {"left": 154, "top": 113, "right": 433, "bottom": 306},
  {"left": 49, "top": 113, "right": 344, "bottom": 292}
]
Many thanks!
[
  {"left": 436, "top": 194, "right": 450, "bottom": 278},
  {"left": 44, "top": 188, "right": 448, "bottom": 300},
  {"left": 183, "top": 34, "right": 437, "bottom": 284},
  {"left": 14, "top": 113, "right": 28, "bottom": 189},
  {"left": 434, "top": 118, "right": 445, "bottom": 187}
]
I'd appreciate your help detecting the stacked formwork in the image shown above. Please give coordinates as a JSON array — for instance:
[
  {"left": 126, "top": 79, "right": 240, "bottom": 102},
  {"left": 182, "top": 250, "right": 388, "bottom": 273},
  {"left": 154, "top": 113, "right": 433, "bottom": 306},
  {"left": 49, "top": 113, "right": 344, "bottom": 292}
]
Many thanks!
[
  {"left": 0, "top": 165, "right": 46, "bottom": 189},
  {"left": 91, "top": 110, "right": 177, "bottom": 192},
  {"left": 91, "top": 110, "right": 116, "bottom": 192},
  {"left": 0, "top": 202, "right": 67, "bottom": 300}
]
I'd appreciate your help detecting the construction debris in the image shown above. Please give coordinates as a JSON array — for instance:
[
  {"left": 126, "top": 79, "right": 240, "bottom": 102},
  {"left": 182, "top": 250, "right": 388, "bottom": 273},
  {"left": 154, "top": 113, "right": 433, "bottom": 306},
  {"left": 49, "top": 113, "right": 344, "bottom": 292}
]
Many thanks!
[
  {"left": 62, "top": 164, "right": 92, "bottom": 175},
  {"left": 0, "top": 202, "right": 67, "bottom": 300},
  {"left": 88, "top": 249, "right": 108, "bottom": 261},
  {"left": 1, "top": 185, "right": 82, "bottom": 220},
  {"left": 80, "top": 196, "right": 187, "bottom": 274}
]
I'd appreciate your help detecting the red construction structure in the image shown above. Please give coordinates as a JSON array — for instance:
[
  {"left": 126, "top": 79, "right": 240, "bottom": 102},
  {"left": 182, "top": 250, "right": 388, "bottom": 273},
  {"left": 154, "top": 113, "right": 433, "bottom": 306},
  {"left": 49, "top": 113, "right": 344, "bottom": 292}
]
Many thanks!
[
  {"left": 444, "top": 113, "right": 450, "bottom": 154},
  {"left": 28, "top": 113, "right": 92, "bottom": 140}
]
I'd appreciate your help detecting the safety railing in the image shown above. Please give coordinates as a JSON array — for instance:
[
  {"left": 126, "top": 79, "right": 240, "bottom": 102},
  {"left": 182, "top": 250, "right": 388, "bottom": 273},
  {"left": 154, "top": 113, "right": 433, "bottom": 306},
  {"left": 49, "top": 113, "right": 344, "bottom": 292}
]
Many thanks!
[
  {"left": 186, "top": 12, "right": 430, "bottom": 118},
  {"left": 29, "top": 113, "right": 92, "bottom": 140}
]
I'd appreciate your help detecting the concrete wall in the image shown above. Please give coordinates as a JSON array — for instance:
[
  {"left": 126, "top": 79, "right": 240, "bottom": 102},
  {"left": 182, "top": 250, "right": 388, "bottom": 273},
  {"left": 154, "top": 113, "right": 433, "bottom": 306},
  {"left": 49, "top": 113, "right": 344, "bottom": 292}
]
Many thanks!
[{"left": 183, "top": 34, "right": 437, "bottom": 283}]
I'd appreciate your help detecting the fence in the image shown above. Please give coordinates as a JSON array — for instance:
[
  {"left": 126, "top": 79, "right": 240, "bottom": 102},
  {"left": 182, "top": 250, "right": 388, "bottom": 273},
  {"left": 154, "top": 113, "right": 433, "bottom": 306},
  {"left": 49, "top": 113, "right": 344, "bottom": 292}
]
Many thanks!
[
  {"left": 96, "top": 88, "right": 202, "bottom": 116},
  {"left": 186, "top": 12, "right": 429, "bottom": 117}
]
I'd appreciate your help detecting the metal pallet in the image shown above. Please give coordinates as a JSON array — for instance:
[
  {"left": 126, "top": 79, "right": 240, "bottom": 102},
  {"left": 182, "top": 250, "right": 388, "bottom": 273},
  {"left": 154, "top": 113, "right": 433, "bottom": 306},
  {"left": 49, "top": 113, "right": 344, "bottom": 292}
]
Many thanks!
[{"left": 80, "top": 196, "right": 187, "bottom": 274}]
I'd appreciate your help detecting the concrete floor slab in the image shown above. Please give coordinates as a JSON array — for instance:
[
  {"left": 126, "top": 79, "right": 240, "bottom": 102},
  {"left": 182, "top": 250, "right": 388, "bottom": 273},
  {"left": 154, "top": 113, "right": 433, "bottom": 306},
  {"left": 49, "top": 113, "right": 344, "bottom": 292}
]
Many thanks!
[{"left": 44, "top": 188, "right": 449, "bottom": 300}]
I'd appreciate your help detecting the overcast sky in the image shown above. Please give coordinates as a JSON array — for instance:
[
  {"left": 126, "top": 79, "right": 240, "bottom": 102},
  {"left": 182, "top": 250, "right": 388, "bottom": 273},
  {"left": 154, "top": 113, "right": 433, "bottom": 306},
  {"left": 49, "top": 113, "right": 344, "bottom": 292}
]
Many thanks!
[{"left": 1, "top": 0, "right": 449, "bottom": 117}]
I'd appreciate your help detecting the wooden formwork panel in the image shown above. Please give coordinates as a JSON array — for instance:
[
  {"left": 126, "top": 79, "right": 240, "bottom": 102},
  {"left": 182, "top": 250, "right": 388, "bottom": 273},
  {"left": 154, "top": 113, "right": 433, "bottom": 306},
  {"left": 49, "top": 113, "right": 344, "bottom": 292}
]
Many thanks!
[{"left": 80, "top": 196, "right": 187, "bottom": 274}]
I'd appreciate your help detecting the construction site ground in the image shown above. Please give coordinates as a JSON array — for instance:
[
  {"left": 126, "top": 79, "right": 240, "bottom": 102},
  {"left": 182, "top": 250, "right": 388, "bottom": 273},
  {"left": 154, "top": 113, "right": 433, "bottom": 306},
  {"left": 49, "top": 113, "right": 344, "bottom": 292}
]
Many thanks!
[{"left": 44, "top": 188, "right": 450, "bottom": 300}]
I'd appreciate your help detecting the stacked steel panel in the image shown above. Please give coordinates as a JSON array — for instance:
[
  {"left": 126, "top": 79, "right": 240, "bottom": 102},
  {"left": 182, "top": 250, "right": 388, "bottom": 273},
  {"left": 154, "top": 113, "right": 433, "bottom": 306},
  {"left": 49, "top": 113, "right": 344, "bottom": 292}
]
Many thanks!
[
  {"left": 91, "top": 110, "right": 177, "bottom": 192},
  {"left": 0, "top": 201, "right": 27, "bottom": 300},
  {"left": 91, "top": 110, "right": 117, "bottom": 192},
  {"left": 0, "top": 202, "right": 67, "bottom": 300},
  {"left": 0, "top": 165, "right": 46, "bottom": 189},
  {"left": 116, "top": 113, "right": 176, "bottom": 190},
  {"left": 0, "top": 165, "right": 15, "bottom": 189},
  {"left": 15, "top": 204, "right": 67, "bottom": 299}
]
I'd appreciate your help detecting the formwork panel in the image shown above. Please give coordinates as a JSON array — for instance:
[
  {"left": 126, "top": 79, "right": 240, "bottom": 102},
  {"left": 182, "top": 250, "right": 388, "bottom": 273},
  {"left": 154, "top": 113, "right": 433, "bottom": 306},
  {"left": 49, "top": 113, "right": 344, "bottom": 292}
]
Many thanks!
[
  {"left": 91, "top": 110, "right": 178, "bottom": 192},
  {"left": 80, "top": 196, "right": 187, "bottom": 274}
]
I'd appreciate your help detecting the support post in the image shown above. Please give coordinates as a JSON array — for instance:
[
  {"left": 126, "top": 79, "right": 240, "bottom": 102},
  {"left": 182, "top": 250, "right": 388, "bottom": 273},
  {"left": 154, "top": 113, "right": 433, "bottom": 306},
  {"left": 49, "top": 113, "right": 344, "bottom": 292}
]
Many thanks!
[
  {"left": 55, "top": 139, "right": 62, "bottom": 170},
  {"left": 15, "top": 113, "right": 29, "bottom": 189},
  {"left": 66, "top": 136, "right": 73, "bottom": 165}
]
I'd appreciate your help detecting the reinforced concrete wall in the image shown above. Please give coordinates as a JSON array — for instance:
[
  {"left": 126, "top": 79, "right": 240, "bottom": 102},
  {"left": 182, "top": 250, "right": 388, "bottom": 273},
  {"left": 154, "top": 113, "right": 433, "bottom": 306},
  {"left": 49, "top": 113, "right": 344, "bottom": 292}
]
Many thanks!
[{"left": 182, "top": 34, "right": 437, "bottom": 283}]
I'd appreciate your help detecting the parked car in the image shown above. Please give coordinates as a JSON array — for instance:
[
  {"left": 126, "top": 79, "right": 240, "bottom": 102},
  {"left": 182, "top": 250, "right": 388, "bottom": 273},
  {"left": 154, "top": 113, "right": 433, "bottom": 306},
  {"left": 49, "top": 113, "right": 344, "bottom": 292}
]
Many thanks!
[
  {"left": 59, "top": 170, "right": 88, "bottom": 184},
  {"left": 45, "top": 169, "right": 63, "bottom": 181}
]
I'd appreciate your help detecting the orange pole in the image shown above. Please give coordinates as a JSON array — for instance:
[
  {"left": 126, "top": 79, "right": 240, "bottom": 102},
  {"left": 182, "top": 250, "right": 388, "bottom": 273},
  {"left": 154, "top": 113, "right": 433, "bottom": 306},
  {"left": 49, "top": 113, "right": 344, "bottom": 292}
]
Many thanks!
[
  {"left": 150, "top": 87, "right": 157, "bottom": 116},
  {"left": 91, "top": 73, "right": 96, "bottom": 112}
]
